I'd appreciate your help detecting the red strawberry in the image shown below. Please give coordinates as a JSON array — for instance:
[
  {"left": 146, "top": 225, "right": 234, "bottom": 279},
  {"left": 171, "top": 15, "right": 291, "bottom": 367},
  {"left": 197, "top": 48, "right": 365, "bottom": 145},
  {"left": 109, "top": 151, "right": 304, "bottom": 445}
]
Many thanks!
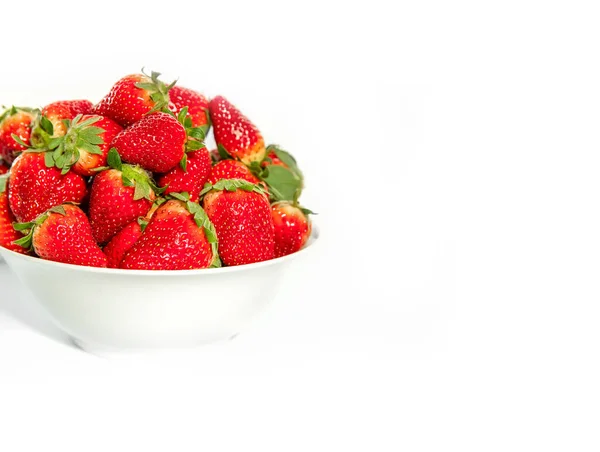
[
  {"left": 121, "top": 196, "right": 220, "bottom": 270},
  {"left": 0, "top": 175, "right": 28, "bottom": 254},
  {"left": 8, "top": 152, "right": 88, "bottom": 222},
  {"left": 0, "top": 106, "right": 36, "bottom": 164},
  {"left": 30, "top": 99, "right": 93, "bottom": 147},
  {"left": 202, "top": 179, "right": 274, "bottom": 266},
  {"left": 271, "top": 202, "right": 313, "bottom": 258},
  {"left": 209, "top": 96, "right": 266, "bottom": 165},
  {"left": 169, "top": 86, "right": 210, "bottom": 128},
  {"left": 14, "top": 204, "right": 107, "bottom": 267},
  {"left": 110, "top": 111, "right": 186, "bottom": 173},
  {"left": 42, "top": 114, "right": 123, "bottom": 176},
  {"left": 103, "top": 218, "right": 145, "bottom": 268},
  {"left": 158, "top": 148, "right": 211, "bottom": 202},
  {"left": 93, "top": 71, "right": 175, "bottom": 127},
  {"left": 207, "top": 159, "right": 261, "bottom": 186},
  {"left": 88, "top": 149, "right": 157, "bottom": 244}
]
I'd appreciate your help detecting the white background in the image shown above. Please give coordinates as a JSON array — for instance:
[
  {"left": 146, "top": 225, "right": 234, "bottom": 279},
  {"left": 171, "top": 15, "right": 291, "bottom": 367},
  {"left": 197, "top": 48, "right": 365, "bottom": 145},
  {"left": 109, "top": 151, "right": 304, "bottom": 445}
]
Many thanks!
[{"left": 1, "top": 0, "right": 599, "bottom": 450}]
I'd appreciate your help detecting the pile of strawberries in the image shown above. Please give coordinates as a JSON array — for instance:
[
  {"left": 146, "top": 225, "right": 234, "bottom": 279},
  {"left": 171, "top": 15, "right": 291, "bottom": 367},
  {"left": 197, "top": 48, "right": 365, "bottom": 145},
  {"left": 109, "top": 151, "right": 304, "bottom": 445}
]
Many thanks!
[{"left": 0, "top": 71, "right": 313, "bottom": 270}]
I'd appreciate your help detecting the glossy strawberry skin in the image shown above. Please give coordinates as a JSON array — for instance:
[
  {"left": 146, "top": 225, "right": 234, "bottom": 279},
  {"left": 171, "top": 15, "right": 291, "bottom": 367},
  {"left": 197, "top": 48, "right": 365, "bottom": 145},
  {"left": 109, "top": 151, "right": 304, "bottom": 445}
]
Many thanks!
[
  {"left": 8, "top": 152, "right": 88, "bottom": 222},
  {"left": 72, "top": 115, "right": 123, "bottom": 176},
  {"left": 169, "top": 86, "right": 209, "bottom": 128},
  {"left": 110, "top": 112, "right": 186, "bottom": 173},
  {"left": 158, "top": 149, "right": 211, "bottom": 202},
  {"left": 121, "top": 200, "right": 215, "bottom": 270},
  {"left": 208, "top": 159, "right": 261, "bottom": 186},
  {"left": 103, "top": 220, "right": 143, "bottom": 268},
  {"left": 32, "top": 204, "right": 107, "bottom": 267},
  {"left": 0, "top": 108, "right": 35, "bottom": 164},
  {"left": 88, "top": 169, "right": 154, "bottom": 244},
  {"left": 93, "top": 73, "right": 170, "bottom": 127},
  {"left": 203, "top": 188, "right": 274, "bottom": 266},
  {"left": 271, "top": 202, "right": 311, "bottom": 257},
  {"left": 0, "top": 191, "right": 27, "bottom": 254},
  {"left": 41, "top": 100, "right": 93, "bottom": 137},
  {"left": 209, "top": 96, "right": 266, "bottom": 165}
]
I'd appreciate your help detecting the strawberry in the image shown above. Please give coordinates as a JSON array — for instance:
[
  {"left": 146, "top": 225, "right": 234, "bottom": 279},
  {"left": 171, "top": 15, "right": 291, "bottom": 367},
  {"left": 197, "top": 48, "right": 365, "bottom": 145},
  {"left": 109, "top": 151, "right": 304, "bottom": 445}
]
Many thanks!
[
  {"left": 41, "top": 114, "right": 123, "bottom": 176},
  {"left": 0, "top": 160, "right": 8, "bottom": 175},
  {"left": 121, "top": 195, "right": 220, "bottom": 270},
  {"left": 0, "top": 106, "right": 36, "bottom": 164},
  {"left": 30, "top": 99, "right": 93, "bottom": 148},
  {"left": 209, "top": 96, "right": 266, "bottom": 165},
  {"left": 88, "top": 149, "right": 157, "bottom": 244},
  {"left": 8, "top": 152, "right": 87, "bottom": 222},
  {"left": 93, "top": 71, "right": 175, "bottom": 127},
  {"left": 271, "top": 202, "right": 313, "bottom": 258},
  {"left": 0, "top": 175, "right": 28, "bottom": 254},
  {"left": 110, "top": 111, "right": 186, "bottom": 173},
  {"left": 158, "top": 148, "right": 211, "bottom": 202},
  {"left": 13, "top": 204, "right": 107, "bottom": 267},
  {"left": 103, "top": 218, "right": 146, "bottom": 268},
  {"left": 208, "top": 159, "right": 261, "bottom": 186},
  {"left": 201, "top": 179, "right": 274, "bottom": 266},
  {"left": 168, "top": 85, "right": 210, "bottom": 128}
]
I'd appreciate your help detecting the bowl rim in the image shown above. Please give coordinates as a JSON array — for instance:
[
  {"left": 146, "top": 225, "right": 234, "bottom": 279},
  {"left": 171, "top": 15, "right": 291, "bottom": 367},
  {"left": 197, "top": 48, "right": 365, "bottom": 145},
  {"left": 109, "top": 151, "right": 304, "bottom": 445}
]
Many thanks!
[{"left": 0, "top": 223, "right": 320, "bottom": 276}]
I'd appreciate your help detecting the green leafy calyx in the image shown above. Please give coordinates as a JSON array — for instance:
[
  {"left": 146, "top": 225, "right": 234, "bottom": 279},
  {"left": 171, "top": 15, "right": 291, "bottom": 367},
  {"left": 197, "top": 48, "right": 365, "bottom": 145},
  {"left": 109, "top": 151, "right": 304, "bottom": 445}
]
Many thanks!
[
  {"left": 0, "top": 106, "right": 36, "bottom": 124},
  {"left": 137, "top": 216, "right": 149, "bottom": 232},
  {"left": 12, "top": 205, "right": 66, "bottom": 249},
  {"left": 176, "top": 106, "right": 209, "bottom": 155},
  {"left": 260, "top": 145, "right": 304, "bottom": 203},
  {"left": 272, "top": 200, "right": 316, "bottom": 216},
  {"left": 107, "top": 147, "right": 122, "bottom": 171},
  {"left": 136, "top": 69, "right": 176, "bottom": 115},
  {"left": 43, "top": 115, "right": 106, "bottom": 174},
  {"left": 199, "top": 178, "right": 266, "bottom": 198},
  {"left": 120, "top": 163, "right": 160, "bottom": 201},
  {"left": 167, "top": 192, "right": 221, "bottom": 267},
  {"left": 217, "top": 143, "right": 230, "bottom": 160},
  {"left": 29, "top": 113, "right": 56, "bottom": 149},
  {"left": 0, "top": 174, "right": 8, "bottom": 194}
]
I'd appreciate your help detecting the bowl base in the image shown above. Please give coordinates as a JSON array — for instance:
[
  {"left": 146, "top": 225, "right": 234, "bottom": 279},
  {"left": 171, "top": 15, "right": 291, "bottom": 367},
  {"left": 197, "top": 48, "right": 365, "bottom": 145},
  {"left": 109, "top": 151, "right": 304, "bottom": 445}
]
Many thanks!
[{"left": 71, "top": 334, "right": 240, "bottom": 358}]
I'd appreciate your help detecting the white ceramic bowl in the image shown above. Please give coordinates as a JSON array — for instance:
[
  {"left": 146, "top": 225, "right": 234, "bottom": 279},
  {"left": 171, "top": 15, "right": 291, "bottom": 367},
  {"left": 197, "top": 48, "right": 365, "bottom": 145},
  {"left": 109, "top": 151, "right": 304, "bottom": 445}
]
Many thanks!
[{"left": 0, "top": 225, "right": 319, "bottom": 356}]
